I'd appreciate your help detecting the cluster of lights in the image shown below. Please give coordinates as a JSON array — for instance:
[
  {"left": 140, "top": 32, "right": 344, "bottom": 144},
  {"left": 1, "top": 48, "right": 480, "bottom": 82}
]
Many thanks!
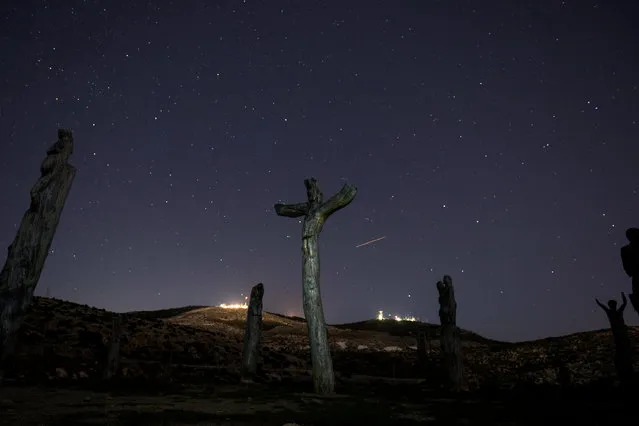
[
  {"left": 219, "top": 295, "right": 249, "bottom": 309},
  {"left": 218, "top": 303, "right": 248, "bottom": 309},
  {"left": 377, "top": 310, "right": 417, "bottom": 322}
]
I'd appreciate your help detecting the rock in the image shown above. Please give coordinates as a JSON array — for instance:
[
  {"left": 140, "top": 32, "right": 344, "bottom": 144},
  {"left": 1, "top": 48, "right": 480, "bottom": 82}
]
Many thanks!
[
  {"left": 55, "top": 367, "right": 68, "bottom": 378},
  {"left": 0, "top": 399, "right": 15, "bottom": 408},
  {"left": 188, "top": 345, "right": 200, "bottom": 359},
  {"left": 265, "top": 372, "right": 282, "bottom": 382}
]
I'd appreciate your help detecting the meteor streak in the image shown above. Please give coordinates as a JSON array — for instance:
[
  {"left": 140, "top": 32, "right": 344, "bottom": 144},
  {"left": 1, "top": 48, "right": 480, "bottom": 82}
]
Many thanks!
[{"left": 355, "top": 235, "right": 386, "bottom": 248}]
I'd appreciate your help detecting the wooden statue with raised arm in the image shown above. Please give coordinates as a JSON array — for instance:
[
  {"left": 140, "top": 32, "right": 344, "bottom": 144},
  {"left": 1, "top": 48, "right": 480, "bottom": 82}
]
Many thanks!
[
  {"left": 274, "top": 178, "right": 357, "bottom": 395},
  {"left": 595, "top": 292, "right": 634, "bottom": 385}
]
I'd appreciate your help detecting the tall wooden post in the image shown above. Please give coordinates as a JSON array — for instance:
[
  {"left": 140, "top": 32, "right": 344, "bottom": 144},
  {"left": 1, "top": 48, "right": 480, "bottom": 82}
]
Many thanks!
[
  {"left": 621, "top": 228, "right": 639, "bottom": 316},
  {"left": 241, "top": 283, "right": 264, "bottom": 383},
  {"left": 104, "top": 314, "right": 123, "bottom": 380},
  {"left": 0, "top": 129, "right": 76, "bottom": 382},
  {"left": 275, "top": 178, "right": 357, "bottom": 395},
  {"left": 436, "top": 275, "right": 465, "bottom": 391},
  {"left": 416, "top": 328, "right": 429, "bottom": 376}
]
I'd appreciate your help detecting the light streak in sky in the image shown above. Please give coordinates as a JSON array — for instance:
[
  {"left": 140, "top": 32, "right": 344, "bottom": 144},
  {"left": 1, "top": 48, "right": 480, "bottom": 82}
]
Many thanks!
[{"left": 355, "top": 235, "right": 386, "bottom": 248}]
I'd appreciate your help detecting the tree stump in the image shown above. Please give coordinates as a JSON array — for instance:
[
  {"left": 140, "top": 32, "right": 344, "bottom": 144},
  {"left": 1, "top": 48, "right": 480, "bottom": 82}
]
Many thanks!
[
  {"left": 241, "top": 283, "right": 265, "bottom": 383},
  {"left": 274, "top": 178, "right": 357, "bottom": 395},
  {"left": 0, "top": 129, "right": 76, "bottom": 383},
  {"left": 436, "top": 275, "right": 466, "bottom": 391},
  {"left": 104, "top": 314, "right": 123, "bottom": 380},
  {"left": 417, "top": 328, "right": 430, "bottom": 376}
]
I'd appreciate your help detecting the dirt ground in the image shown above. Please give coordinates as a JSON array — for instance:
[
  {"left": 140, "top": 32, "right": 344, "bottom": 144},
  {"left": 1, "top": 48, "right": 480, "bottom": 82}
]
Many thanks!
[{"left": 0, "top": 377, "right": 633, "bottom": 426}]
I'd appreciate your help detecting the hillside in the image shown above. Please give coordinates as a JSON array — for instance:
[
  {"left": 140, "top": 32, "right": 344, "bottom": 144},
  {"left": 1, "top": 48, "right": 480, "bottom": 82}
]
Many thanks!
[{"left": 8, "top": 296, "right": 638, "bottom": 390}]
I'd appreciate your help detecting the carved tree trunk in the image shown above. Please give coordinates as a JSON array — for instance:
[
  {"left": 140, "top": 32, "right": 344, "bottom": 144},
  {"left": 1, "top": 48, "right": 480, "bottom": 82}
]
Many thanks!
[
  {"left": 436, "top": 275, "right": 465, "bottom": 391},
  {"left": 241, "top": 282, "right": 264, "bottom": 383},
  {"left": 612, "top": 331, "right": 634, "bottom": 387},
  {"left": 630, "top": 279, "right": 639, "bottom": 316},
  {"left": 275, "top": 178, "right": 357, "bottom": 395},
  {"left": 597, "top": 302, "right": 635, "bottom": 386},
  {"left": 0, "top": 129, "right": 76, "bottom": 383},
  {"left": 104, "top": 314, "right": 123, "bottom": 380}
]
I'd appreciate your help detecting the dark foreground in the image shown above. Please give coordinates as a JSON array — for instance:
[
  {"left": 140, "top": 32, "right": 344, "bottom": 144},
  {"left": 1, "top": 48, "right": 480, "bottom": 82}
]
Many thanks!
[{"left": 0, "top": 376, "right": 634, "bottom": 426}]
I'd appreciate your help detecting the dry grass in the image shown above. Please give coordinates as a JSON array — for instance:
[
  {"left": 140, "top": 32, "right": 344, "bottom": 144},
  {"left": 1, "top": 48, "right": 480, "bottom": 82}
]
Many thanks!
[
  {"left": 9, "top": 296, "right": 638, "bottom": 389},
  {"left": 2, "top": 296, "right": 637, "bottom": 425}
]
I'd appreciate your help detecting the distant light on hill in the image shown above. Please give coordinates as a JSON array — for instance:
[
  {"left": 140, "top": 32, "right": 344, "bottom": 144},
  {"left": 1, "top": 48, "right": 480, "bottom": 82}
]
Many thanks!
[
  {"left": 219, "top": 303, "right": 248, "bottom": 309},
  {"left": 394, "top": 315, "right": 417, "bottom": 322},
  {"left": 219, "top": 294, "right": 249, "bottom": 309},
  {"left": 377, "top": 310, "right": 417, "bottom": 322}
]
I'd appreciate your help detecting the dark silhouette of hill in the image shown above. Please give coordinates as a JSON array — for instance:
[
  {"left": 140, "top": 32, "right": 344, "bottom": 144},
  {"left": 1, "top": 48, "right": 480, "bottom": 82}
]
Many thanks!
[
  {"left": 9, "top": 296, "right": 638, "bottom": 393},
  {"left": 333, "top": 319, "right": 506, "bottom": 346},
  {"left": 127, "top": 306, "right": 208, "bottom": 320},
  {"left": 124, "top": 304, "right": 503, "bottom": 345},
  {"left": 265, "top": 311, "right": 307, "bottom": 323}
]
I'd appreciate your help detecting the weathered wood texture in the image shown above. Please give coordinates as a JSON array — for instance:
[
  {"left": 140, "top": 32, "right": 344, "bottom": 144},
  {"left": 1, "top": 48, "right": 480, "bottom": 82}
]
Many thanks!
[
  {"left": 241, "top": 282, "right": 264, "bottom": 382},
  {"left": 621, "top": 228, "right": 639, "bottom": 316},
  {"left": 104, "top": 314, "right": 123, "bottom": 380},
  {"left": 595, "top": 293, "right": 634, "bottom": 385},
  {"left": 629, "top": 293, "right": 639, "bottom": 317},
  {"left": 416, "top": 329, "right": 431, "bottom": 378},
  {"left": 0, "top": 129, "right": 76, "bottom": 382},
  {"left": 417, "top": 329, "right": 429, "bottom": 364},
  {"left": 274, "top": 178, "right": 357, "bottom": 395},
  {"left": 436, "top": 275, "right": 466, "bottom": 391}
]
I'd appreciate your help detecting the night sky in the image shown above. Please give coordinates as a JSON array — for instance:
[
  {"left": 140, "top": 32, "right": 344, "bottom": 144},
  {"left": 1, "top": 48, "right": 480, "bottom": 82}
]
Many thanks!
[{"left": 1, "top": 1, "right": 638, "bottom": 342}]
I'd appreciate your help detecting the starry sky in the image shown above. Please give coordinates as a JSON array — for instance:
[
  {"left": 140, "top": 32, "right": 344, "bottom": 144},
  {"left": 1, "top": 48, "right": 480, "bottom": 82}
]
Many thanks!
[{"left": 1, "top": 0, "right": 638, "bottom": 342}]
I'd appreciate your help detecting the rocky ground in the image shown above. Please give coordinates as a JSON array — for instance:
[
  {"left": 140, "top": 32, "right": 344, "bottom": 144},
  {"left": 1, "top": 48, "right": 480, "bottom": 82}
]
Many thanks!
[
  {"left": 1, "top": 296, "right": 637, "bottom": 425},
  {"left": 1, "top": 378, "right": 635, "bottom": 425}
]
